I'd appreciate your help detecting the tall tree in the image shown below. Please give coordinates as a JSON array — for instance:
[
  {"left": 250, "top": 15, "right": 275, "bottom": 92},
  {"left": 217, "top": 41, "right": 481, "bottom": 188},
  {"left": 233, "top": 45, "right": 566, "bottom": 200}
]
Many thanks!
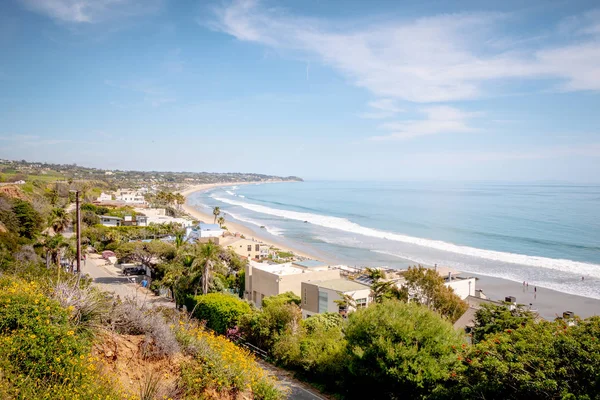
[
  {"left": 217, "top": 216, "right": 225, "bottom": 228},
  {"left": 192, "top": 241, "right": 220, "bottom": 295},
  {"left": 50, "top": 207, "right": 71, "bottom": 234},
  {"left": 402, "top": 265, "right": 468, "bottom": 323},
  {"left": 212, "top": 207, "right": 221, "bottom": 224}
]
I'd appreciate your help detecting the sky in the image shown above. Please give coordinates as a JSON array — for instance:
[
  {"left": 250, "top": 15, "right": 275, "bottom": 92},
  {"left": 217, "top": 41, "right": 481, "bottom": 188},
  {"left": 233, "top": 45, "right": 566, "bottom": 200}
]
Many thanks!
[{"left": 1, "top": 0, "right": 600, "bottom": 181}]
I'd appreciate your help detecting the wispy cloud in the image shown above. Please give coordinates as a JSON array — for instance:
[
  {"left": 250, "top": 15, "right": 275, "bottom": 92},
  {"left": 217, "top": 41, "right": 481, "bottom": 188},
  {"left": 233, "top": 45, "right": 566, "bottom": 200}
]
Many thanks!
[
  {"left": 212, "top": 1, "right": 600, "bottom": 102},
  {"left": 18, "top": 0, "right": 162, "bottom": 24},
  {"left": 369, "top": 106, "right": 479, "bottom": 141},
  {"left": 360, "top": 99, "right": 404, "bottom": 119}
]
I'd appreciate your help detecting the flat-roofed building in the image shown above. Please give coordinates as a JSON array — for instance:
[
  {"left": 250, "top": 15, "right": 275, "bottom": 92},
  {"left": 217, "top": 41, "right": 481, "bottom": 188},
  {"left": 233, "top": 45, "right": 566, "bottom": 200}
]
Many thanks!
[
  {"left": 301, "top": 278, "right": 371, "bottom": 318},
  {"left": 245, "top": 260, "right": 340, "bottom": 307},
  {"left": 222, "top": 237, "right": 270, "bottom": 260},
  {"left": 100, "top": 215, "right": 122, "bottom": 227}
]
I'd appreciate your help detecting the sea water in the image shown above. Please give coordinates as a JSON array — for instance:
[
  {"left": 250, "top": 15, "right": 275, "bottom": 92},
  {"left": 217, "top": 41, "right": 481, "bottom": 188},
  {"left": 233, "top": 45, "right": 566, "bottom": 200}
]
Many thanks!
[{"left": 187, "top": 181, "right": 600, "bottom": 299}]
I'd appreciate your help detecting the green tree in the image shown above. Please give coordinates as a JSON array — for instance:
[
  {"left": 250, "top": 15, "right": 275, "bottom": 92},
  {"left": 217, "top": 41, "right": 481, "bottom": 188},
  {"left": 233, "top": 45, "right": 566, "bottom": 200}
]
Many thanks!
[
  {"left": 274, "top": 312, "right": 347, "bottom": 388},
  {"left": 402, "top": 265, "right": 468, "bottom": 323},
  {"left": 471, "top": 303, "right": 536, "bottom": 343},
  {"left": 115, "top": 240, "right": 176, "bottom": 270},
  {"left": 448, "top": 316, "right": 600, "bottom": 399},
  {"left": 11, "top": 199, "right": 43, "bottom": 239},
  {"left": 217, "top": 215, "right": 225, "bottom": 228},
  {"left": 344, "top": 300, "right": 464, "bottom": 399},
  {"left": 212, "top": 206, "right": 221, "bottom": 224},
  {"left": 192, "top": 241, "right": 221, "bottom": 295},
  {"left": 188, "top": 292, "right": 251, "bottom": 334},
  {"left": 239, "top": 295, "right": 302, "bottom": 349},
  {"left": 49, "top": 207, "right": 71, "bottom": 234}
]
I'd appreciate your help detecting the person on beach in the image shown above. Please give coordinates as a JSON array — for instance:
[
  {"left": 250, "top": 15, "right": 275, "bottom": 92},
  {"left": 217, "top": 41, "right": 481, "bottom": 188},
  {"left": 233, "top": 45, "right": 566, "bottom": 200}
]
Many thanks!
[
  {"left": 582, "top": 276, "right": 585, "bottom": 281},
  {"left": 534, "top": 286, "right": 537, "bottom": 293}
]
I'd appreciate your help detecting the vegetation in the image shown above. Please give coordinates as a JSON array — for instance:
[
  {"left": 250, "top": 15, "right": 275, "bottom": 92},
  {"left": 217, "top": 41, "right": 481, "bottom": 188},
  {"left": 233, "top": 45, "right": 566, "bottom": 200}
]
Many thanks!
[
  {"left": 0, "top": 178, "right": 284, "bottom": 399},
  {"left": 187, "top": 293, "right": 251, "bottom": 334},
  {"left": 445, "top": 317, "right": 600, "bottom": 399},
  {"left": 344, "top": 300, "right": 463, "bottom": 398}
]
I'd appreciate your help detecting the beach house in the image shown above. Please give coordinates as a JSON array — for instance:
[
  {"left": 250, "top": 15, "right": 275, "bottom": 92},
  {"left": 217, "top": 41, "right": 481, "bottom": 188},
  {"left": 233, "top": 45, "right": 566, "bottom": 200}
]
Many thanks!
[
  {"left": 115, "top": 190, "right": 146, "bottom": 205},
  {"left": 301, "top": 278, "right": 371, "bottom": 318},
  {"left": 96, "top": 192, "right": 112, "bottom": 202},
  {"left": 245, "top": 260, "right": 340, "bottom": 307},
  {"left": 222, "top": 237, "right": 270, "bottom": 260},
  {"left": 186, "top": 223, "right": 224, "bottom": 241},
  {"left": 100, "top": 215, "right": 122, "bottom": 227}
]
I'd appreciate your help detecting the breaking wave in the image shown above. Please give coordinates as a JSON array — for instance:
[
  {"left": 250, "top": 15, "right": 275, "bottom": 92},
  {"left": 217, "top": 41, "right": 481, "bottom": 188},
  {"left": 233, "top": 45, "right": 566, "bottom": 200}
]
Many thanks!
[{"left": 214, "top": 197, "right": 600, "bottom": 278}]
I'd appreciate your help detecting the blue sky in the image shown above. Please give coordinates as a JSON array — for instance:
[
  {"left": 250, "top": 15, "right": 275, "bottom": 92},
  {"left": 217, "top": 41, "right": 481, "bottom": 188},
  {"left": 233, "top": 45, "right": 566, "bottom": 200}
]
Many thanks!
[{"left": 1, "top": 0, "right": 599, "bottom": 181}]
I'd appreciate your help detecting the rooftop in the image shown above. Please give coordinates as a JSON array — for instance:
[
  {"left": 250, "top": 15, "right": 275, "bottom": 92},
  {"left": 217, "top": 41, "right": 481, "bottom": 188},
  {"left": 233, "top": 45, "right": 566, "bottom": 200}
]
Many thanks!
[
  {"left": 309, "top": 278, "right": 370, "bottom": 292},
  {"left": 100, "top": 215, "right": 122, "bottom": 220},
  {"left": 199, "top": 223, "right": 222, "bottom": 230},
  {"left": 293, "top": 260, "right": 327, "bottom": 269},
  {"left": 251, "top": 261, "right": 304, "bottom": 276}
]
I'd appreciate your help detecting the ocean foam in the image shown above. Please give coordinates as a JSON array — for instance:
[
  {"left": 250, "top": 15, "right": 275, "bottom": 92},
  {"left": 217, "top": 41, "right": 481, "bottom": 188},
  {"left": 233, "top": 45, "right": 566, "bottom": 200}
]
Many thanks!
[
  {"left": 214, "top": 197, "right": 600, "bottom": 278},
  {"left": 373, "top": 250, "right": 600, "bottom": 300},
  {"left": 226, "top": 211, "right": 284, "bottom": 236},
  {"left": 226, "top": 190, "right": 236, "bottom": 196}
]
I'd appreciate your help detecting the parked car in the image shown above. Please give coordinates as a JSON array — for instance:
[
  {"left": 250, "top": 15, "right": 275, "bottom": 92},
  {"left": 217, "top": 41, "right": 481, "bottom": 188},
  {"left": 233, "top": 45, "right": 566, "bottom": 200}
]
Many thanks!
[{"left": 122, "top": 266, "right": 146, "bottom": 276}]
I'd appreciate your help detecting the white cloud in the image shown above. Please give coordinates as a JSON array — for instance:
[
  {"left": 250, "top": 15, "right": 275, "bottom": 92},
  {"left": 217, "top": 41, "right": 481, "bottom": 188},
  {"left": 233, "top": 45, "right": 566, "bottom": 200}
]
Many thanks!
[
  {"left": 19, "top": 0, "right": 161, "bottom": 23},
  {"left": 213, "top": 1, "right": 600, "bottom": 102},
  {"left": 360, "top": 99, "right": 404, "bottom": 119},
  {"left": 369, "top": 106, "right": 479, "bottom": 141}
]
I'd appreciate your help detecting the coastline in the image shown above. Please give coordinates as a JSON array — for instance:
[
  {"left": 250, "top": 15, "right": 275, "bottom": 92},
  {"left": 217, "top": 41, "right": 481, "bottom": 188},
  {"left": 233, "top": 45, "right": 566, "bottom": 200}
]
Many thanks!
[
  {"left": 180, "top": 181, "right": 317, "bottom": 260},
  {"left": 180, "top": 182, "right": 600, "bottom": 320}
]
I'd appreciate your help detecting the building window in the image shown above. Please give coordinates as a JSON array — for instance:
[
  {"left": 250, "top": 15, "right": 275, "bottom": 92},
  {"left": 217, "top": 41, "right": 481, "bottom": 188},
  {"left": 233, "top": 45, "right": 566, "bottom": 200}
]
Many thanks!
[
  {"left": 355, "top": 298, "right": 368, "bottom": 309},
  {"left": 255, "top": 244, "right": 260, "bottom": 251},
  {"left": 303, "top": 288, "right": 307, "bottom": 305},
  {"left": 247, "top": 245, "right": 252, "bottom": 252},
  {"left": 318, "top": 291, "right": 328, "bottom": 313}
]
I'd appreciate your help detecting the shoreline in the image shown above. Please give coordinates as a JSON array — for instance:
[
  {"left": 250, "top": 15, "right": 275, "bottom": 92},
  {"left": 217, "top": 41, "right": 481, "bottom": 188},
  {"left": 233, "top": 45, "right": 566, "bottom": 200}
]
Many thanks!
[
  {"left": 180, "top": 181, "right": 318, "bottom": 260},
  {"left": 180, "top": 182, "right": 600, "bottom": 320}
]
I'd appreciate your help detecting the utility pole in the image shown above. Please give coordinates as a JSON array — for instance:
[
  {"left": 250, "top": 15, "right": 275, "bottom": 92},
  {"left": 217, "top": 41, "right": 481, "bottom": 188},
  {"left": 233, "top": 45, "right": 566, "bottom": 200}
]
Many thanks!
[{"left": 76, "top": 190, "right": 81, "bottom": 274}]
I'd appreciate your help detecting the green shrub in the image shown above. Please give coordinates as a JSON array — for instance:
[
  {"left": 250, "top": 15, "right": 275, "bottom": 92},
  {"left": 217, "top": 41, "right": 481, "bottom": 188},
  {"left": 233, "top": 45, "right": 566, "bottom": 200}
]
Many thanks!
[
  {"left": 343, "top": 300, "right": 464, "bottom": 399},
  {"left": 188, "top": 293, "right": 251, "bottom": 334},
  {"left": 0, "top": 277, "right": 117, "bottom": 399}
]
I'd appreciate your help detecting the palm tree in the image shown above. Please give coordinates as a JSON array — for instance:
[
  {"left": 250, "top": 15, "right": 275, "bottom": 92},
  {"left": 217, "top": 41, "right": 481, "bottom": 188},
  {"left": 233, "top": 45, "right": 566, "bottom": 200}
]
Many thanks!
[
  {"left": 50, "top": 207, "right": 71, "bottom": 234},
  {"left": 212, "top": 207, "right": 221, "bottom": 224},
  {"left": 192, "top": 241, "right": 220, "bottom": 295},
  {"left": 217, "top": 216, "right": 225, "bottom": 228},
  {"left": 175, "top": 193, "right": 185, "bottom": 210},
  {"left": 174, "top": 230, "right": 187, "bottom": 251}
]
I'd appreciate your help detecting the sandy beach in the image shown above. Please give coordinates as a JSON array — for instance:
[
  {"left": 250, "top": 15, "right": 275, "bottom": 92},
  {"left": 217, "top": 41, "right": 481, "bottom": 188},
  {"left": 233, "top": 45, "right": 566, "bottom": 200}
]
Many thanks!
[
  {"left": 180, "top": 182, "right": 316, "bottom": 259},
  {"left": 181, "top": 182, "right": 600, "bottom": 321}
]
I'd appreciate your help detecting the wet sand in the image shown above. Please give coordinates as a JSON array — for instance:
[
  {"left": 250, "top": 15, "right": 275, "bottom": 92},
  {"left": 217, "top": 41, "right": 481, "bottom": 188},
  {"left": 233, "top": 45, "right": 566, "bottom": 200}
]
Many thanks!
[{"left": 181, "top": 183, "right": 600, "bottom": 321}]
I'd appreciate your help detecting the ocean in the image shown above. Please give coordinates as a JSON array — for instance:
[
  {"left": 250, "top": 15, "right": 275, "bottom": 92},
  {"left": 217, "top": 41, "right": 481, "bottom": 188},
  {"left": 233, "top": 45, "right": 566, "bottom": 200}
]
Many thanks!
[{"left": 187, "top": 181, "right": 600, "bottom": 299}]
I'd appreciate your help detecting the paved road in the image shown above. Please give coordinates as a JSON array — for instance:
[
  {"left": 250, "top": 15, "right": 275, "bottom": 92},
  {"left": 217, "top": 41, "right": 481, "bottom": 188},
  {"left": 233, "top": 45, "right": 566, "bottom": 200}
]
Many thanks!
[
  {"left": 81, "top": 255, "right": 174, "bottom": 308},
  {"left": 81, "top": 255, "right": 325, "bottom": 399}
]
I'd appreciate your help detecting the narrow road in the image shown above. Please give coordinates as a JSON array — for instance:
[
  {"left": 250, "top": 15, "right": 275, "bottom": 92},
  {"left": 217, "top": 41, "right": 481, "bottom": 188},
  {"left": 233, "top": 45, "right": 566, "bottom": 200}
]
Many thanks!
[
  {"left": 81, "top": 254, "right": 325, "bottom": 400},
  {"left": 81, "top": 254, "right": 174, "bottom": 308}
]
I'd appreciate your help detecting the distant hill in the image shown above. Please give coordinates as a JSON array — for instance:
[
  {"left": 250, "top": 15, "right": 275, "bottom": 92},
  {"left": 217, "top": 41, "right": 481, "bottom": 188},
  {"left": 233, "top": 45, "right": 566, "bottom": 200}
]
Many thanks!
[{"left": 0, "top": 159, "right": 303, "bottom": 185}]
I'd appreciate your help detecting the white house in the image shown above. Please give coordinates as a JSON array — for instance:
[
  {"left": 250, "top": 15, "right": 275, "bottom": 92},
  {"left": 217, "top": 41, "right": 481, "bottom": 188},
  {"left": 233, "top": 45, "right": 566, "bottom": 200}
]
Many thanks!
[
  {"left": 100, "top": 215, "right": 122, "bottom": 227},
  {"left": 97, "top": 192, "right": 112, "bottom": 202},
  {"left": 115, "top": 190, "right": 146, "bottom": 205},
  {"left": 186, "top": 223, "right": 224, "bottom": 241},
  {"left": 301, "top": 279, "right": 371, "bottom": 318}
]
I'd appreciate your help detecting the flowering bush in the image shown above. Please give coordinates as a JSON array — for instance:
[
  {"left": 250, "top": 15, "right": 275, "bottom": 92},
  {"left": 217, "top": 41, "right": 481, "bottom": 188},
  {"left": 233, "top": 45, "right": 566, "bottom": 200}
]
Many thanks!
[
  {"left": 176, "top": 320, "right": 285, "bottom": 399},
  {"left": 0, "top": 277, "right": 118, "bottom": 399}
]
